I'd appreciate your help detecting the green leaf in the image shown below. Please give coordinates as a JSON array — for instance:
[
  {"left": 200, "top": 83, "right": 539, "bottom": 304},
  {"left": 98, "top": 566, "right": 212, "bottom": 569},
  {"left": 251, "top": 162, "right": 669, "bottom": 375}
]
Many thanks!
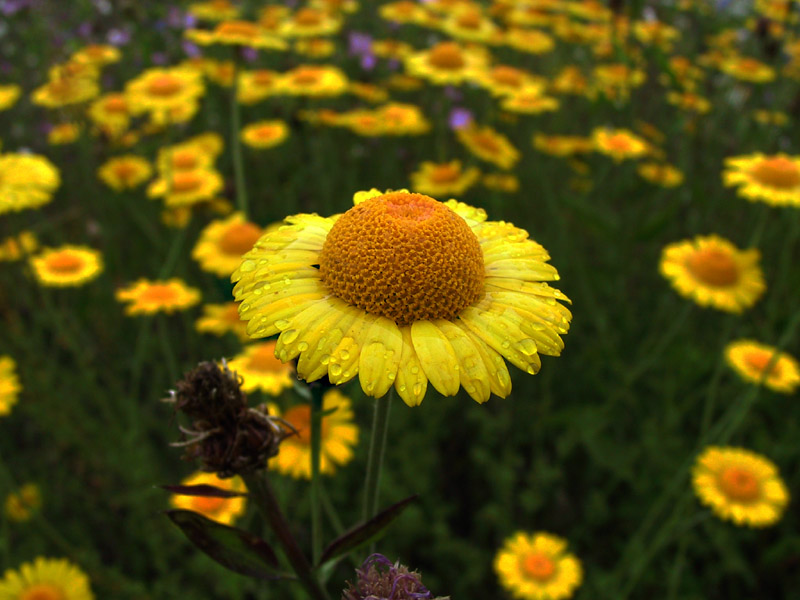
[
  {"left": 160, "top": 484, "right": 247, "bottom": 498},
  {"left": 166, "top": 509, "right": 286, "bottom": 580},
  {"left": 318, "top": 495, "right": 417, "bottom": 566}
]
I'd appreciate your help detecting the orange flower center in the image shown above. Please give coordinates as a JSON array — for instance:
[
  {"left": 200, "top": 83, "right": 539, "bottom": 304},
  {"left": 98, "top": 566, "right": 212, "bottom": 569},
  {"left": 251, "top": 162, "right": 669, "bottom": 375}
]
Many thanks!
[
  {"left": 686, "top": 248, "right": 739, "bottom": 287},
  {"left": 192, "top": 495, "right": 227, "bottom": 514},
  {"left": 749, "top": 157, "right": 800, "bottom": 189},
  {"left": 430, "top": 164, "right": 461, "bottom": 183},
  {"left": 218, "top": 20, "right": 259, "bottom": 39},
  {"left": 744, "top": 350, "right": 782, "bottom": 377},
  {"left": 491, "top": 66, "right": 524, "bottom": 87},
  {"left": 294, "top": 8, "right": 323, "bottom": 26},
  {"left": 605, "top": 134, "right": 635, "bottom": 152},
  {"left": 148, "top": 75, "right": 184, "bottom": 97},
  {"left": 247, "top": 343, "right": 286, "bottom": 372},
  {"left": 737, "top": 58, "right": 762, "bottom": 72},
  {"left": 112, "top": 161, "right": 138, "bottom": 181},
  {"left": 718, "top": 466, "right": 761, "bottom": 502},
  {"left": 291, "top": 68, "right": 323, "bottom": 86},
  {"left": 104, "top": 96, "right": 128, "bottom": 113},
  {"left": 21, "top": 584, "right": 65, "bottom": 600},
  {"left": 252, "top": 125, "right": 280, "bottom": 140},
  {"left": 471, "top": 132, "right": 501, "bottom": 152},
  {"left": 171, "top": 172, "right": 203, "bottom": 193},
  {"left": 318, "top": 192, "right": 484, "bottom": 326},
  {"left": 171, "top": 150, "right": 199, "bottom": 170},
  {"left": 141, "top": 284, "right": 179, "bottom": 303},
  {"left": 219, "top": 222, "right": 262, "bottom": 256},
  {"left": 428, "top": 42, "right": 466, "bottom": 70},
  {"left": 253, "top": 70, "right": 276, "bottom": 86},
  {"left": 456, "top": 11, "right": 482, "bottom": 29},
  {"left": 521, "top": 553, "right": 556, "bottom": 582},
  {"left": 45, "top": 252, "right": 84, "bottom": 274}
]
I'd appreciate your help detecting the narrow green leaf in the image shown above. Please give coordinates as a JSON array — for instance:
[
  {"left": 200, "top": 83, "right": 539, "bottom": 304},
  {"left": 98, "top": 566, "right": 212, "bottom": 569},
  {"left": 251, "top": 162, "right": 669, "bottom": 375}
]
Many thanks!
[
  {"left": 166, "top": 509, "right": 285, "bottom": 580},
  {"left": 160, "top": 484, "right": 247, "bottom": 498}
]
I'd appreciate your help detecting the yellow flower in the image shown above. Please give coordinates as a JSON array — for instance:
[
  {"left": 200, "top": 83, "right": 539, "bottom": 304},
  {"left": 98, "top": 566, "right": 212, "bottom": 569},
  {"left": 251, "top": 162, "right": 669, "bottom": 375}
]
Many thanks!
[
  {"left": 169, "top": 471, "right": 246, "bottom": 525},
  {"left": 227, "top": 341, "right": 295, "bottom": 395},
  {"left": 378, "top": 0, "right": 429, "bottom": 24},
  {"left": 494, "top": 531, "right": 583, "bottom": 600},
  {"left": 147, "top": 169, "right": 224, "bottom": 207},
  {"left": 348, "top": 82, "right": 389, "bottom": 104},
  {"left": 592, "top": 127, "right": 650, "bottom": 162},
  {"left": 98, "top": 155, "right": 152, "bottom": 191},
  {"left": 47, "top": 123, "right": 81, "bottom": 146},
  {"left": 196, "top": 302, "right": 250, "bottom": 342},
  {"left": 0, "top": 355, "right": 21, "bottom": 417},
  {"left": 457, "top": 124, "right": 520, "bottom": 170},
  {"left": 185, "top": 20, "right": 287, "bottom": 50},
  {"left": 659, "top": 234, "right": 765, "bottom": 313},
  {"left": 720, "top": 56, "right": 776, "bottom": 83},
  {"left": 279, "top": 8, "right": 342, "bottom": 38},
  {"left": 125, "top": 67, "right": 205, "bottom": 122},
  {"left": 0, "top": 153, "right": 60, "bottom": 215},
  {"left": 232, "top": 190, "right": 571, "bottom": 407},
  {"left": 439, "top": 7, "right": 502, "bottom": 44},
  {"left": 237, "top": 69, "right": 281, "bottom": 104},
  {"left": 725, "top": 340, "right": 800, "bottom": 394},
  {"left": 502, "top": 89, "right": 559, "bottom": 115},
  {"left": 116, "top": 279, "right": 201, "bottom": 316},
  {"left": 70, "top": 44, "right": 121, "bottom": 67},
  {"left": 0, "top": 84, "right": 21, "bottom": 111},
  {"left": 752, "top": 109, "right": 789, "bottom": 127},
  {"left": 723, "top": 153, "right": 800, "bottom": 206},
  {"left": 374, "top": 103, "right": 430, "bottom": 135},
  {"left": 193, "top": 212, "right": 264, "bottom": 277},
  {"left": 31, "top": 72, "right": 99, "bottom": 108},
  {"left": 483, "top": 172, "right": 520, "bottom": 193},
  {"left": 473, "top": 65, "right": 545, "bottom": 97},
  {"left": 277, "top": 65, "right": 349, "bottom": 97},
  {"left": 4, "top": 483, "right": 41, "bottom": 522},
  {"left": 372, "top": 39, "right": 414, "bottom": 60},
  {"left": 0, "top": 231, "right": 38, "bottom": 262},
  {"left": 188, "top": 0, "right": 241, "bottom": 21},
  {"left": 0, "top": 557, "right": 93, "bottom": 600},
  {"left": 666, "top": 91, "right": 711, "bottom": 114},
  {"left": 157, "top": 139, "right": 219, "bottom": 174},
  {"left": 87, "top": 93, "right": 131, "bottom": 139},
  {"left": 410, "top": 160, "right": 481, "bottom": 197},
  {"left": 241, "top": 120, "right": 289, "bottom": 149},
  {"left": 693, "top": 447, "right": 789, "bottom": 527},
  {"left": 504, "top": 28, "right": 555, "bottom": 54},
  {"left": 30, "top": 246, "right": 103, "bottom": 288},
  {"left": 405, "top": 41, "right": 489, "bottom": 86},
  {"left": 637, "top": 162, "right": 684, "bottom": 187},
  {"left": 294, "top": 37, "right": 336, "bottom": 58},
  {"left": 533, "top": 134, "right": 593, "bottom": 157},
  {"left": 269, "top": 389, "right": 358, "bottom": 479}
]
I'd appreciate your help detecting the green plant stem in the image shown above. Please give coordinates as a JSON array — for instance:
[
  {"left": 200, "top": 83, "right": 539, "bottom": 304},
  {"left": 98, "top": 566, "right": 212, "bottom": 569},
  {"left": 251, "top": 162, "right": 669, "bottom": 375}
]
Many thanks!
[
  {"left": 158, "top": 223, "right": 189, "bottom": 279},
  {"left": 157, "top": 314, "right": 178, "bottom": 384},
  {"left": 698, "top": 316, "right": 738, "bottom": 437},
  {"left": 309, "top": 384, "right": 324, "bottom": 565},
  {"left": 362, "top": 390, "right": 392, "bottom": 523},
  {"left": 230, "top": 54, "right": 248, "bottom": 218},
  {"left": 242, "top": 472, "right": 331, "bottom": 600}
]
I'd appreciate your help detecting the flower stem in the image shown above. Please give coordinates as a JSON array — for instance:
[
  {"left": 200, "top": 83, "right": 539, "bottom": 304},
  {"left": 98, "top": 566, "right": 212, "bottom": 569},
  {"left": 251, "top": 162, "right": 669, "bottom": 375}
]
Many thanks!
[
  {"left": 230, "top": 53, "right": 248, "bottom": 218},
  {"left": 362, "top": 389, "right": 393, "bottom": 523},
  {"left": 242, "top": 471, "right": 331, "bottom": 600},
  {"left": 309, "top": 383, "right": 324, "bottom": 565}
]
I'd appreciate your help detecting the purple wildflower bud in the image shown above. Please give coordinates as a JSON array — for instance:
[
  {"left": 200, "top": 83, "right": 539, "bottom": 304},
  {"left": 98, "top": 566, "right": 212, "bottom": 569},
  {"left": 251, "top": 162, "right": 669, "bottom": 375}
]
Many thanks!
[
  {"left": 448, "top": 107, "right": 472, "bottom": 130},
  {"left": 241, "top": 46, "right": 258, "bottom": 62},
  {"left": 361, "top": 54, "right": 377, "bottom": 71},
  {"left": 107, "top": 28, "right": 131, "bottom": 46},
  {"left": 182, "top": 40, "right": 201, "bottom": 58},
  {"left": 0, "top": 0, "right": 28, "bottom": 16},
  {"left": 349, "top": 31, "right": 373, "bottom": 56},
  {"left": 341, "top": 554, "right": 449, "bottom": 600}
]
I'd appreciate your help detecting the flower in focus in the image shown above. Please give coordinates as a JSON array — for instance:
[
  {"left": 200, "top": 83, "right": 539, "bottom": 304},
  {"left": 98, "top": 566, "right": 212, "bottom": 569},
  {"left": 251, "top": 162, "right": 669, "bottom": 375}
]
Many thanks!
[
  {"left": 457, "top": 124, "right": 520, "bottom": 170},
  {"left": 659, "top": 234, "right": 765, "bottom": 313},
  {"left": 725, "top": 340, "right": 800, "bottom": 394},
  {"left": 269, "top": 389, "right": 358, "bottom": 479},
  {"left": 410, "top": 160, "right": 481, "bottom": 197},
  {"left": 169, "top": 471, "right": 247, "bottom": 525},
  {"left": 0, "top": 153, "right": 60, "bottom": 215},
  {"left": 4, "top": 483, "right": 41, "bottom": 522},
  {"left": 692, "top": 446, "right": 789, "bottom": 527},
  {"left": 0, "top": 231, "right": 38, "bottom": 262},
  {"left": 494, "top": 531, "right": 583, "bottom": 600},
  {"left": 116, "top": 279, "right": 201, "bottom": 316},
  {"left": 193, "top": 212, "right": 264, "bottom": 277},
  {"left": 196, "top": 302, "right": 250, "bottom": 342},
  {"left": 98, "top": 155, "right": 152, "bottom": 191},
  {"left": 0, "top": 355, "right": 21, "bottom": 417},
  {"left": 233, "top": 189, "right": 571, "bottom": 407},
  {"left": 241, "top": 120, "right": 289, "bottom": 149},
  {"left": 30, "top": 246, "right": 103, "bottom": 287},
  {"left": 0, "top": 557, "right": 94, "bottom": 600},
  {"left": 227, "top": 341, "right": 295, "bottom": 396},
  {"left": 592, "top": 127, "right": 650, "bottom": 162},
  {"left": 723, "top": 153, "right": 800, "bottom": 206},
  {"left": 343, "top": 554, "right": 447, "bottom": 600}
]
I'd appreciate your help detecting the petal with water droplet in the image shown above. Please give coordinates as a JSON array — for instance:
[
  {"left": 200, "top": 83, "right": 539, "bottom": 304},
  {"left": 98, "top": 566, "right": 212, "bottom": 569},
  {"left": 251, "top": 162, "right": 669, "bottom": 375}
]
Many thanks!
[{"left": 358, "top": 317, "right": 402, "bottom": 398}]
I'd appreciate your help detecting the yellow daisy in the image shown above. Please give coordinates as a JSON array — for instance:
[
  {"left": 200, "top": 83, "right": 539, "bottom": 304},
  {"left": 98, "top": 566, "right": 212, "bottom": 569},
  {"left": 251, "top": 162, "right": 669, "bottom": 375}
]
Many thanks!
[
  {"left": 147, "top": 169, "right": 224, "bottom": 207},
  {"left": 483, "top": 173, "right": 520, "bottom": 193},
  {"left": 504, "top": 28, "right": 555, "bottom": 55},
  {"left": 0, "top": 231, "right": 38, "bottom": 262},
  {"left": 637, "top": 162, "right": 684, "bottom": 187},
  {"left": 232, "top": 189, "right": 571, "bottom": 407},
  {"left": 0, "top": 153, "right": 60, "bottom": 215},
  {"left": 125, "top": 67, "right": 205, "bottom": 121},
  {"left": 723, "top": 153, "right": 800, "bottom": 206},
  {"left": 666, "top": 91, "right": 711, "bottom": 114},
  {"left": 279, "top": 8, "right": 342, "bottom": 38},
  {"left": 47, "top": 123, "right": 81, "bottom": 146},
  {"left": 269, "top": 389, "right": 358, "bottom": 479},
  {"left": 241, "top": 120, "right": 289, "bottom": 149},
  {"left": 237, "top": 69, "right": 280, "bottom": 105},
  {"left": 404, "top": 41, "right": 490, "bottom": 86},
  {"left": 294, "top": 37, "right": 336, "bottom": 59},
  {"left": 592, "top": 127, "right": 650, "bottom": 162},
  {"left": 87, "top": 93, "right": 131, "bottom": 139},
  {"left": 439, "top": 7, "right": 502, "bottom": 44},
  {"left": 473, "top": 65, "right": 545, "bottom": 98},
  {"left": 0, "top": 84, "right": 21, "bottom": 111},
  {"left": 157, "top": 143, "right": 216, "bottom": 175},
  {"left": 502, "top": 89, "right": 560, "bottom": 115},
  {"left": 169, "top": 471, "right": 246, "bottom": 525},
  {"left": 725, "top": 340, "right": 800, "bottom": 394},
  {"left": 410, "top": 160, "right": 481, "bottom": 197},
  {"left": 0, "top": 355, "right": 21, "bottom": 417},
  {"left": 692, "top": 446, "right": 789, "bottom": 527},
  {"left": 98, "top": 155, "right": 152, "bottom": 191},
  {"left": 494, "top": 531, "right": 583, "bottom": 600},
  {"left": 30, "top": 246, "right": 103, "bottom": 288},
  {"left": 0, "top": 557, "right": 93, "bottom": 600},
  {"left": 196, "top": 302, "right": 250, "bottom": 342},
  {"left": 277, "top": 65, "right": 349, "bottom": 97},
  {"left": 720, "top": 56, "right": 776, "bottom": 83},
  {"left": 533, "top": 134, "right": 593, "bottom": 158},
  {"left": 192, "top": 212, "right": 264, "bottom": 277},
  {"left": 456, "top": 124, "right": 520, "bottom": 170},
  {"left": 31, "top": 72, "right": 99, "bottom": 108},
  {"left": 70, "top": 44, "right": 121, "bottom": 68},
  {"left": 116, "top": 278, "right": 201, "bottom": 316},
  {"left": 188, "top": 0, "right": 240, "bottom": 21},
  {"left": 186, "top": 20, "right": 287, "bottom": 50},
  {"left": 659, "top": 235, "right": 764, "bottom": 313},
  {"left": 227, "top": 341, "right": 295, "bottom": 395},
  {"left": 4, "top": 483, "right": 42, "bottom": 522}
]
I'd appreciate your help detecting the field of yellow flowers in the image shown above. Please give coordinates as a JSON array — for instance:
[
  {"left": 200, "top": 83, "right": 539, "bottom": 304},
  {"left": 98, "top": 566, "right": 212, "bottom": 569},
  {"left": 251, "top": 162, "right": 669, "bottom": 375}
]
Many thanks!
[{"left": 1, "top": 1, "right": 800, "bottom": 598}]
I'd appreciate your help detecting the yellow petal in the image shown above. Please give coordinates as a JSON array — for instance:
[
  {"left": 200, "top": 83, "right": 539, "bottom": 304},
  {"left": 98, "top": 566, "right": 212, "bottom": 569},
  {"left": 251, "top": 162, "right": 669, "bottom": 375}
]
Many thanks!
[
  {"left": 275, "top": 297, "right": 338, "bottom": 363},
  {"left": 394, "top": 326, "right": 427, "bottom": 406},
  {"left": 411, "top": 320, "right": 460, "bottom": 396},
  {"left": 328, "top": 310, "right": 376, "bottom": 385},
  {"left": 242, "top": 292, "right": 325, "bottom": 338},
  {"left": 459, "top": 306, "right": 542, "bottom": 375},
  {"left": 464, "top": 325, "right": 512, "bottom": 397},
  {"left": 435, "top": 320, "right": 491, "bottom": 403},
  {"left": 358, "top": 317, "right": 403, "bottom": 397},
  {"left": 296, "top": 299, "right": 352, "bottom": 381}
]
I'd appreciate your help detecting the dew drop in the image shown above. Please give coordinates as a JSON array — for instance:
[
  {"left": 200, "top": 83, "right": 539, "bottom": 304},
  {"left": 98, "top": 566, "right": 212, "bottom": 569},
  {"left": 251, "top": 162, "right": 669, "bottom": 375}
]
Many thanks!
[
  {"left": 413, "top": 384, "right": 422, "bottom": 396},
  {"left": 321, "top": 354, "right": 331, "bottom": 365},
  {"left": 297, "top": 342, "right": 309, "bottom": 352},
  {"left": 398, "top": 384, "right": 407, "bottom": 393},
  {"left": 501, "top": 340, "right": 510, "bottom": 349},
  {"left": 516, "top": 339, "right": 538, "bottom": 356},
  {"left": 411, "top": 366, "right": 419, "bottom": 374},
  {"left": 387, "top": 372, "right": 396, "bottom": 381},
  {"left": 239, "top": 260, "right": 255, "bottom": 272},
  {"left": 275, "top": 319, "right": 291, "bottom": 330},
  {"left": 281, "top": 329, "right": 299, "bottom": 344},
  {"left": 330, "top": 364, "right": 342, "bottom": 377},
  {"left": 340, "top": 349, "right": 350, "bottom": 361}
]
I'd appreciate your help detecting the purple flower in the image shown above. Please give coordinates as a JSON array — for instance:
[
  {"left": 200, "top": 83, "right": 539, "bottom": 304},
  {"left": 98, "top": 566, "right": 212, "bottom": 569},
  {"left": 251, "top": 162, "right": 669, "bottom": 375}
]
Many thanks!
[
  {"left": 107, "top": 28, "right": 131, "bottom": 46},
  {"left": 182, "top": 40, "right": 201, "bottom": 58},
  {"left": 342, "top": 554, "right": 448, "bottom": 600},
  {"left": 448, "top": 107, "right": 473, "bottom": 130},
  {"left": 349, "top": 31, "right": 373, "bottom": 56},
  {"left": 361, "top": 54, "right": 377, "bottom": 71}
]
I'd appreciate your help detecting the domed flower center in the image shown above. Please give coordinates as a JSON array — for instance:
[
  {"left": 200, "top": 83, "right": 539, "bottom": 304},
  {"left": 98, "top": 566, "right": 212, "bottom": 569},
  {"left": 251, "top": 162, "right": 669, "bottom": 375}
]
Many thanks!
[
  {"left": 686, "top": 248, "right": 739, "bottom": 287},
  {"left": 172, "top": 150, "right": 199, "bottom": 170},
  {"left": 252, "top": 125, "right": 280, "bottom": 140},
  {"left": 141, "top": 284, "right": 178, "bottom": 303},
  {"left": 318, "top": 192, "right": 484, "bottom": 326},
  {"left": 247, "top": 343, "right": 285, "bottom": 372},
  {"left": 744, "top": 350, "right": 781, "bottom": 377},
  {"left": 294, "top": 8, "right": 323, "bottom": 26},
  {"left": 521, "top": 553, "right": 555, "bottom": 581},
  {"left": 430, "top": 164, "right": 461, "bottom": 183},
  {"left": 491, "top": 66, "right": 524, "bottom": 87},
  {"left": 456, "top": 11, "right": 482, "bottom": 29},
  {"left": 719, "top": 466, "right": 760, "bottom": 502},
  {"left": 147, "top": 75, "right": 182, "bottom": 97},
  {"left": 282, "top": 404, "right": 330, "bottom": 445},
  {"left": 428, "top": 43, "right": 466, "bottom": 70},
  {"left": 192, "top": 495, "right": 226, "bottom": 513},
  {"left": 219, "top": 222, "right": 262, "bottom": 256},
  {"left": 21, "top": 584, "right": 65, "bottom": 600},
  {"left": 104, "top": 96, "right": 128, "bottom": 113},
  {"left": 171, "top": 172, "right": 202, "bottom": 193},
  {"left": 750, "top": 157, "right": 800, "bottom": 189},
  {"left": 218, "top": 21, "right": 259, "bottom": 39},
  {"left": 46, "top": 253, "right": 83, "bottom": 274}
]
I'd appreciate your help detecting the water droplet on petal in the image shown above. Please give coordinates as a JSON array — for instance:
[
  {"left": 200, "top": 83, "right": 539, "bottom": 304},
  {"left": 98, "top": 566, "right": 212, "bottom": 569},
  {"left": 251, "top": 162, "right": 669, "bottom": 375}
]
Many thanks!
[
  {"left": 340, "top": 349, "right": 350, "bottom": 361},
  {"left": 330, "top": 364, "right": 342, "bottom": 377},
  {"left": 275, "top": 319, "right": 291, "bottom": 330},
  {"left": 281, "top": 329, "right": 299, "bottom": 344},
  {"left": 297, "top": 341, "right": 309, "bottom": 351},
  {"left": 239, "top": 260, "right": 255, "bottom": 272}
]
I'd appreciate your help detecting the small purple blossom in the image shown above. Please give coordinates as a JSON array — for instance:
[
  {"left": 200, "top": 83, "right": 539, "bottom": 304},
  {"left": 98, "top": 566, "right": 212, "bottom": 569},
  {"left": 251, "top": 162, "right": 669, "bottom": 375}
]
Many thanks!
[
  {"left": 182, "top": 40, "right": 202, "bottom": 58},
  {"left": 0, "top": 0, "right": 29, "bottom": 16},
  {"left": 342, "top": 554, "right": 448, "bottom": 600},
  {"left": 448, "top": 107, "right": 473, "bottom": 130},
  {"left": 349, "top": 32, "right": 373, "bottom": 56},
  {"left": 107, "top": 28, "right": 131, "bottom": 46}
]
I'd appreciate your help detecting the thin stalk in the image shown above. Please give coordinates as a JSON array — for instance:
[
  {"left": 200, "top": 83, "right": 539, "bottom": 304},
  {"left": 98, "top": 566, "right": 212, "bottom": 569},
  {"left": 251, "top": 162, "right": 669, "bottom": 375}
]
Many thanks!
[
  {"left": 157, "top": 314, "right": 179, "bottom": 385},
  {"left": 242, "top": 472, "right": 331, "bottom": 600},
  {"left": 309, "top": 383, "right": 324, "bottom": 565},
  {"left": 230, "top": 53, "right": 249, "bottom": 218},
  {"left": 362, "top": 390, "right": 393, "bottom": 523}
]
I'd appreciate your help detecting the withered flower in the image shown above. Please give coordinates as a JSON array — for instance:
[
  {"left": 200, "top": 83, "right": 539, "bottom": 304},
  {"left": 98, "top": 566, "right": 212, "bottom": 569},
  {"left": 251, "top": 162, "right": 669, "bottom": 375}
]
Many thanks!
[
  {"left": 168, "top": 361, "right": 289, "bottom": 477},
  {"left": 342, "top": 554, "right": 449, "bottom": 600}
]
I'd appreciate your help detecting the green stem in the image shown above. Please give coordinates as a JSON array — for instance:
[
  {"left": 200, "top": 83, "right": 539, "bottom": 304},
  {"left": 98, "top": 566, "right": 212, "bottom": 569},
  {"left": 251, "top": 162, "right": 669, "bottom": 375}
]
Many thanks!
[
  {"left": 230, "top": 54, "right": 249, "bottom": 218},
  {"left": 158, "top": 223, "right": 189, "bottom": 280},
  {"left": 157, "top": 314, "right": 179, "bottom": 385},
  {"left": 362, "top": 390, "right": 392, "bottom": 523},
  {"left": 698, "top": 316, "right": 738, "bottom": 437},
  {"left": 309, "top": 384, "right": 324, "bottom": 565},
  {"left": 242, "top": 472, "right": 331, "bottom": 600}
]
